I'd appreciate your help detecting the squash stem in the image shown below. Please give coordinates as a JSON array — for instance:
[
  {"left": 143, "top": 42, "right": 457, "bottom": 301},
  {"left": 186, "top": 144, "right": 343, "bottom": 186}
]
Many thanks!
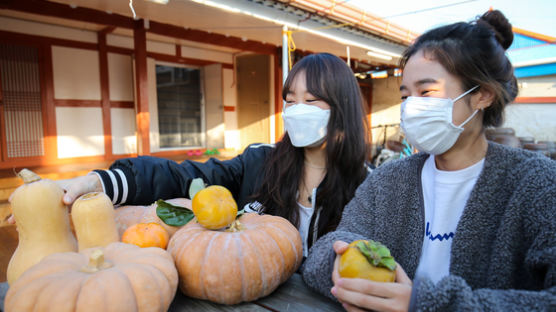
[
  {"left": 18, "top": 169, "right": 41, "bottom": 184},
  {"left": 226, "top": 220, "right": 245, "bottom": 232},
  {"left": 81, "top": 249, "right": 112, "bottom": 273}
]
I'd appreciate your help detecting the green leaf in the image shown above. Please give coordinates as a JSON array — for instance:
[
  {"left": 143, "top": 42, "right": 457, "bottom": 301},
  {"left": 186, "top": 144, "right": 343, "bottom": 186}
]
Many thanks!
[
  {"left": 356, "top": 240, "right": 397, "bottom": 272},
  {"left": 156, "top": 199, "right": 195, "bottom": 226},
  {"left": 380, "top": 257, "right": 397, "bottom": 271},
  {"left": 189, "top": 178, "right": 206, "bottom": 199}
]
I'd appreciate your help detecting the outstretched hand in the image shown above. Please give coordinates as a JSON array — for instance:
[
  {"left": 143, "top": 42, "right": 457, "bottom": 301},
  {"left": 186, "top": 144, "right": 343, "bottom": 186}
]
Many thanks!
[
  {"left": 56, "top": 174, "right": 103, "bottom": 205},
  {"left": 6, "top": 173, "right": 103, "bottom": 224}
]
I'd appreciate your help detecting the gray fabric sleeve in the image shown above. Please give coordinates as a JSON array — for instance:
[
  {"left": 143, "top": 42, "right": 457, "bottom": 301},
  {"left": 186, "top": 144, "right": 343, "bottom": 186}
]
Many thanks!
[
  {"left": 301, "top": 175, "right": 374, "bottom": 299},
  {"left": 412, "top": 276, "right": 556, "bottom": 312}
]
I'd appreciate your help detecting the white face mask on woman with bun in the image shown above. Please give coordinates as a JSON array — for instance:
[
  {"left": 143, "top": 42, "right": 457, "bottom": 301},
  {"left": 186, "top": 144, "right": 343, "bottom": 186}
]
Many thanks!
[{"left": 401, "top": 85, "right": 479, "bottom": 155}]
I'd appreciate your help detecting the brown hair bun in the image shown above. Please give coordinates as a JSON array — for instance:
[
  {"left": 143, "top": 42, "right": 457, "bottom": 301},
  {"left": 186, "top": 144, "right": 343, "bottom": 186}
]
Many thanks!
[{"left": 478, "top": 10, "right": 514, "bottom": 50}]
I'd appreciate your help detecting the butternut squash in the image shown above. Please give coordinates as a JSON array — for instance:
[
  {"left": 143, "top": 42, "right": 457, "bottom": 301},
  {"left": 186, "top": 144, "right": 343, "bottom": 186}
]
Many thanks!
[
  {"left": 71, "top": 192, "right": 119, "bottom": 251},
  {"left": 6, "top": 169, "right": 77, "bottom": 285}
]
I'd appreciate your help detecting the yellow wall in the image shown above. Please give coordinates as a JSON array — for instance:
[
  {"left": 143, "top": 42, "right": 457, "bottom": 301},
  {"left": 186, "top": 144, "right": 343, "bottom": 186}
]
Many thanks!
[
  {"left": 370, "top": 76, "right": 404, "bottom": 146},
  {"left": 55, "top": 107, "right": 104, "bottom": 158},
  {"left": 52, "top": 46, "right": 101, "bottom": 100},
  {"left": 223, "top": 68, "right": 240, "bottom": 150},
  {"left": 108, "top": 53, "right": 134, "bottom": 102}
]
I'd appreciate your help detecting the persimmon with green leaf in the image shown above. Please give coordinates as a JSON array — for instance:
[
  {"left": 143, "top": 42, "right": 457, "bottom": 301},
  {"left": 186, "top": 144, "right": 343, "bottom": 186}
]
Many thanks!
[{"left": 339, "top": 240, "right": 397, "bottom": 282}]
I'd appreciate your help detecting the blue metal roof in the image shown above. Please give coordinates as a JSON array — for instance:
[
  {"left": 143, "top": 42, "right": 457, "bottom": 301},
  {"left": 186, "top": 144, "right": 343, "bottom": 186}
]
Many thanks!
[{"left": 507, "top": 33, "right": 556, "bottom": 78}]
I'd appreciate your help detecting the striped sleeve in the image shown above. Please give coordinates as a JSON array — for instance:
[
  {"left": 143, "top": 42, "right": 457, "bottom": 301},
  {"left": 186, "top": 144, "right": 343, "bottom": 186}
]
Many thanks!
[{"left": 92, "top": 168, "right": 135, "bottom": 205}]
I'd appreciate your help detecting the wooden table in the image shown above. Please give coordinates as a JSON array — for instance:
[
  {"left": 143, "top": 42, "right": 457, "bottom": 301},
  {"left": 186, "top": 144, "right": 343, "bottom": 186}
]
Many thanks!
[{"left": 0, "top": 274, "right": 343, "bottom": 312}]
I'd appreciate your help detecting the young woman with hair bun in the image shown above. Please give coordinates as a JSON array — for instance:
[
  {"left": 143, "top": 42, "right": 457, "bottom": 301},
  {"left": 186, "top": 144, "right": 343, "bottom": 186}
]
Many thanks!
[{"left": 302, "top": 10, "right": 555, "bottom": 311}]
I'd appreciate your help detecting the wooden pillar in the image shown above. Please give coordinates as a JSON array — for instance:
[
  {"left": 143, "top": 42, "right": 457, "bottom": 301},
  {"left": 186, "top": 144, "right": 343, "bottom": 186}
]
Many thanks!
[
  {"left": 133, "top": 19, "right": 150, "bottom": 155},
  {"left": 40, "top": 44, "right": 57, "bottom": 161},
  {"left": 273, "top": 50, "right": 283, "bottom": 141},
  {"left": 98, "top": 31, "right": 113, "bottom": 159},
  {"left": 0, "top": 69, "right": 5, "bottom": 162},
  {"left": 367, "top": 83, "right": 373, "bottom": 128}
]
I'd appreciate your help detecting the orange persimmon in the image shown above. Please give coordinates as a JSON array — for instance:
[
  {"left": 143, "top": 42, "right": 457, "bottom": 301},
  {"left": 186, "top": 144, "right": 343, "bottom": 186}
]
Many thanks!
[
  {"left": 121, "top": 222, "right": 170, "bottom": 249},
  {"left": 192, "top": 185, "right": 237, "bottom": 230}
]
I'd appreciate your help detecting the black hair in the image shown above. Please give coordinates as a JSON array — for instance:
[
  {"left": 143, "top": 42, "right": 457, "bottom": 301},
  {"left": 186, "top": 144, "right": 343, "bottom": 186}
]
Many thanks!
[
  {"left": 400, "top": 10, "right": 518, "bottom": 127},
  {"left": 252, "top": 53, "right": 370, "bottom": 238}
]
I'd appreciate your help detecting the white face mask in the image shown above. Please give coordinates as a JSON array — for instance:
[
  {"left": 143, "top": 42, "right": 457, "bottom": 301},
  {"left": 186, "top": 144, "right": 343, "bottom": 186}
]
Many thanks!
[
  {"left": 282, "top": 103, "right": 330, "bottom": 147},
  {"left": 400, "top": 86, "right": 479, "bottom": 155}
]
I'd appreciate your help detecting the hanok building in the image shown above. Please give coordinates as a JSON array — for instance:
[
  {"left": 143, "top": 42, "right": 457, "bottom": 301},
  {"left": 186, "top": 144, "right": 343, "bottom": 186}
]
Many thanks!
[{"left": 0, "top": 0, "right": 416, "bottom": 170}]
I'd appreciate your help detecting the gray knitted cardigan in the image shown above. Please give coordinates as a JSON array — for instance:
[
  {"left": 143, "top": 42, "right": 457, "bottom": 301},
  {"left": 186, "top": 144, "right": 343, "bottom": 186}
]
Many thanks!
[{"left": 302, "top": 142, "right": 556, "bottom": 311}]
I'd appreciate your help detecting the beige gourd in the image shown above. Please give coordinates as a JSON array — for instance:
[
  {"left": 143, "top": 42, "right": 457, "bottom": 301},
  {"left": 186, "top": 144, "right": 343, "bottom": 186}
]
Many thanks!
[
  {"left": 5, "top": 242, "right": 179, "bottom": 312},
  {"left": 7, "top": 169, "right": 77, "bottom": 285},
  {"left": 71, "top": 192, "right": 119, "bottom": 251}
]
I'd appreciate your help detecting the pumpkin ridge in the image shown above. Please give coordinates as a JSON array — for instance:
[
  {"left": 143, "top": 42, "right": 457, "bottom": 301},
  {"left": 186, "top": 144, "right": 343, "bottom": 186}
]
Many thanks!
[
  {"left": 234, "top": 234, "right": 247, "bottom": 303},
  {"left": 119, "top": 262, "right": 165, "bottom": 311},
  {"left": 34, "top": 272, "right": 82, "bottom": 311},
  {"left": 63, "top": 253, "right": 93, "bottom": 309},
  {"left": 212, "top": 234, "right": 232, "bottom": 303},
  {"left": 110, "top": 244, "right": 179, "bottom": 309},
  {"left": 77, "top": 266, "right": 137, "bottom": 311},
  {"left": 7, "top": 273, "right": 53, "bottom": 310},
  {"left": 199, "top": 231, "right": 221, "bottom": 300},
  {"left": 69, "top": 271, "right": 90, "bottom": 312},
  {"left": 258, "top": 228, "right": 286, "bottom": 286},
  {"left": 169, "top": 226, "right": 200, "bottom": 252},
  {"left": 112, "top": 245, "right": 176, "bottom": 286},
  {"left": 171, "top": 230, "right": 203, "bottom": 269},
  {"left": 242, "top": 233, "right": 268, "bottom": 297},
  {"left": 134, "top": 254, "right": 177, "bottom": 295},
  {"left": 264, "top": 223, "right": 301, "bottom": 268}
]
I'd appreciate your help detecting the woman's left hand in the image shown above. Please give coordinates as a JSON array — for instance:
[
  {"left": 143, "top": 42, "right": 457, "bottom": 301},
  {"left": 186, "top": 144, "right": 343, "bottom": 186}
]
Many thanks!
[{"left": 331, "top": 263, "right": 413, "bottom": 312}]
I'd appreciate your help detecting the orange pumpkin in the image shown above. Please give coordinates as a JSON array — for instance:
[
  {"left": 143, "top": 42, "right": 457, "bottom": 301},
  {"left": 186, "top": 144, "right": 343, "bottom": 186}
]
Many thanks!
[
  {"left": 122, "top": 222, "right": 170, "bottom": 249},
  {"left": 5, "top": 242, "right": 178, "bottom": 312},
  {"left": 114, "top": 198, "right": 188, "bottom": 237},
  {"left": 167, "top": 213, "right": 303, "bottom": 304}
]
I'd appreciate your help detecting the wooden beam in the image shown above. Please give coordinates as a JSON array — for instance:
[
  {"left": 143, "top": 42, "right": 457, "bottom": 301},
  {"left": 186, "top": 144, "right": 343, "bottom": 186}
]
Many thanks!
[
  {"left": 0, "top": 0, "right": 134, "bottom": 29},
  {"left": 106, "top": 46, "right": 133, "bottom": 55},
  {"left": 100, "top": 26, "right": 117, "bottom": 35},
  {"left": 0, "top": 30, "right": 97, "bottom": 51},
  {"left": 110, "top": 101, "right": 134, "bottom": 109},
  {"left": 54, "top": 99, "right": 102, "bottom": 107},
  {"left": 514, "top": 97, "right": 556, "bottom": 104},
  {"left": 273, "top": 50, "right": 284, "bottom": 141},
  {"left": 147, "top": 52, "right": 218, "bottom": 67},
  {"left": 98, "top": 31, "right": 113, "bottom": 159},
  {"left": 148, "top": 21, "right": 277, "bottom": 55},
  {"left": 134, "top": 20, "right": 150, "bottom": 155},
  {"left": 1, "top": 0, "right": 279, "bottom": 55}
]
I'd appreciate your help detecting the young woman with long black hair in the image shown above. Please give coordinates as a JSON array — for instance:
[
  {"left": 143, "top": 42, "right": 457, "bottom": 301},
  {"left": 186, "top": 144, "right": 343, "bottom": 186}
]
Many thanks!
[{"left": 53, "top": 53, "right": 371, "bottom": 257}]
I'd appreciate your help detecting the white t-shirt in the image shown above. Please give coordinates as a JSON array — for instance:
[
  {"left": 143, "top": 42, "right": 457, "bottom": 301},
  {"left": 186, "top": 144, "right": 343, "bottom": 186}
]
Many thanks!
[
  {"left": 244, "top": 189, "right": 316, "bottom": 257},
  {"left": 414, "top": 155, "right": 484, "bottom": 284},
  {"left": 297, "top": 202, "right": 315, "bottom": 257}
]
